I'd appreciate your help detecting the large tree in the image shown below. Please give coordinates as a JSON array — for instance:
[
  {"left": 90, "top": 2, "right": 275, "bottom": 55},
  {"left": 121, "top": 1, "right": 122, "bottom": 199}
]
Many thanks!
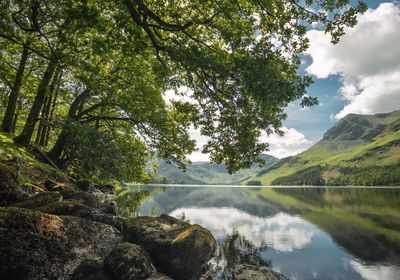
[
  {"left": 0, "top": 0, "right": 367, "bottom": 180},
  {"left": 121, "top": 0, "right": 367, "bottom": 172}
]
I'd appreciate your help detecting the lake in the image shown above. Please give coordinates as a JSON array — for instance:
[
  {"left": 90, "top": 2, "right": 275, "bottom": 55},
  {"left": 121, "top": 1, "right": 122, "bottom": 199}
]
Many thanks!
[{"left": 117, "top": 185, "right": 400, "bottom": 280}]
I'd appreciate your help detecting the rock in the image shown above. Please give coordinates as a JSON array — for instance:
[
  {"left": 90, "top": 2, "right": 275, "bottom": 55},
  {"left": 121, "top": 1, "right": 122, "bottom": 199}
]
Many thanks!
[
  {"left": 102, "top": 201, "right": 117, "bottom": 215},
  {"left": 104, "top": 243, "right": 156, "bottom": 280},
  {"left": 95, "top": 183, "right": 115, "bottom": 194},
  {"left": 64, "top": 191, "right": 101, "bottom": 209},
  {"left": 233, "top": 265, "right": 289, "bottom": 280},
  {"left": 49, "top": 183, "right": 77, "bottom": 193},
  {"left": 146, "top": 273, "right": 174, "bottom": 280},
  {"left": 91, "top": 213, "right": 125, "bottom": 231},
  {"left": 36, "top": 200, "right": 93, "bottom": 217},
  {"left": 123, "top": 214, "right": 216, "bottom": 280},
  {"left": 0, "top": 163, "right": 19, "bottom": 189},
  {"left": 72, "top": 259, "right": 109, "bottom": 280},
  {"left": 0, "top": 163, "right": 26, "bottom": 205},
  {"left": 43, "top": 179, "right": 57, "bottom": 190},
  {"left": 22, "top": 183, "right": 46, "bottom": 195},
  {"left": 12, "top": 192, "right": 62, "bottom": 209},
  {"left": 0, "top": 207, "right": 121, "bottom": 280},
  {"left": 76, "top": 179, "right": 93, "bottom": 192}
]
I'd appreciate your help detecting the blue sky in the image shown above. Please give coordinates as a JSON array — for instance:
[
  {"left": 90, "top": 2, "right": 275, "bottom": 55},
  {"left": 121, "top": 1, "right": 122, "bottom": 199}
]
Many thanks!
[{"left": 267, "top": 0, "right": 400, "bottom": 158}]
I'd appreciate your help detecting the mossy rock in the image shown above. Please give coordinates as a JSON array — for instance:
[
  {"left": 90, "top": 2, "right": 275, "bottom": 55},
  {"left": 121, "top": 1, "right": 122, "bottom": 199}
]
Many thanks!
[
  {"left": 36, "top": 200, "right": 93, "bottom": 217},
  {"left": 0, "top": 162, "right": 19, "bottom": 188},
  {"left": 104, "top": 243, "right": 156, "bottom": 280},
  {"left": 123, "top": 214, "right": 216, "bottom": 280},
  {"left": 72, "top": 259, "right": 109, "bottom": 280},
  {"left": 12, "top": 192, "right": 62, "bottom": 209},
  {"left": 76, "top": 179, "right": 94, "bottom": 192},
  {"left": 0, "top": 162, "right": 26, "bottom": 205},
  {"left": 146, "top": 273, "right": 174, "bottom": 280},
  {"left": 0, "top": 207, "right": 121, "bottom": 280},
  {"left": 64, "top": 191, "right": 101, "bottom": 209},
  {"left": 36, "top": 200, "right": 123, "bottom": 230},
  {"left": 22, "top": 183, "right": 46, "bottom": 195},
  {"left": 233, "top": 265, "right": 289, "bottom": 280}
]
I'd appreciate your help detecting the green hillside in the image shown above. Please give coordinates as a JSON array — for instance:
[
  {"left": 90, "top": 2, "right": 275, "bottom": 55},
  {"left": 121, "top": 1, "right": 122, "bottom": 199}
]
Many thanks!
[
  {"left": 250, "top": 110, "right": 400, "bottom": 186},
  {"left": 152, "top": 154, "right": 278, "bottom": 185}
]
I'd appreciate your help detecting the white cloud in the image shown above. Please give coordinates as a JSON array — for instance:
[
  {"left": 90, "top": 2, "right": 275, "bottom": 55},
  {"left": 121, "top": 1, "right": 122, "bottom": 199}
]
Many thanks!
[
  {"left": 261, "top": 127, "right": 313, "bottom": 158},
  {"left": 188, "top": 127, "right": 210, "bottom": 162},
  {"left": 187, "top": 126, "right": 312, "bottom": 162},
  {"left": 169, "top": 207, "right": 315, "bottom": 252},
  {"left": 305, "top": 3, "right": 400, "bottom": 118}
]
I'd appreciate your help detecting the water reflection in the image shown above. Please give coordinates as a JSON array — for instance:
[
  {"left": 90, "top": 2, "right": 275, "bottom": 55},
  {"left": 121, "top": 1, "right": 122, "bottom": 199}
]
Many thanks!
[
  {"left": 169, "top": 208, "right": 314, "bottom": 252},
  {"left": 214, "top": 231, "right": 271, "bottom": 279},
  {"left": 350, "top": 260, "right": 400, "bottom": 280},
  {"left": 117, "top": 186, "right": 400, "bottom": 280}
]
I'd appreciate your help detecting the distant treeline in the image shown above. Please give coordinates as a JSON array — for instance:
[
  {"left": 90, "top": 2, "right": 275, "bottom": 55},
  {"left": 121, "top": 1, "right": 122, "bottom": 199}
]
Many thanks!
[{"left": 272, "top": 161, "right": 400, "bottom": 186}]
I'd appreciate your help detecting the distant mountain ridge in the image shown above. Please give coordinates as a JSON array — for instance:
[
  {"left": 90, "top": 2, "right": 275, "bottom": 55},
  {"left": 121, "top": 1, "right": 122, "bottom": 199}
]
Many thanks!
[
  {"left": 153, "top": 110, "right": 400, "bottom": 186},
  {"left": 151, "top": 153, "right": 278, "bottom": 185},
  {"left": 248, "top": 110, "right": 400, "bottom": 186}
]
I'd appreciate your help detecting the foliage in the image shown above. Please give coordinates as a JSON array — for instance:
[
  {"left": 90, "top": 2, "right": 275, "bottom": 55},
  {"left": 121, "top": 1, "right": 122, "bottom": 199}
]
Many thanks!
[
  {"left": 0, "top": 0, "right": 368, "bottom": 180},
  {"left": 62, "top": 121, "right": 150, "bottom": 182}
]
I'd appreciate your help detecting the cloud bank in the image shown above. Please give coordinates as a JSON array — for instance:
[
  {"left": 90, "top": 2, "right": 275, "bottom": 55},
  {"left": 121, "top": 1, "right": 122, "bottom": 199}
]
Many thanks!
[
  {"left": 261, "top": 127, "right": 313, "bottom": 158},
  {"left": 305, "top": 3, "right": 400, "bottom": 118}
]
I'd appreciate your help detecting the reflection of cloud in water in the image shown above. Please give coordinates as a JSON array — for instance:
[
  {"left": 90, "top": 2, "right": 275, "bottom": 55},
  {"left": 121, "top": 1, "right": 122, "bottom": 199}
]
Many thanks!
[
  {"left": 169, "top": 207, "right": 314, "bottom": 252},
  {"left": 351, "top": 260, "right": 400, "bottom": 280}
]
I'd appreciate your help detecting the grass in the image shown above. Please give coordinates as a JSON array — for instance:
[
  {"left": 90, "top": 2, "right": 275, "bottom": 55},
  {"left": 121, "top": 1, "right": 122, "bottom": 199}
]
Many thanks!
[
  {"left": 0, "top": 132, "right": 67, "bottom": 184},
  {"left": 249, "top": 130, "right": 400, "bottom": 185}
]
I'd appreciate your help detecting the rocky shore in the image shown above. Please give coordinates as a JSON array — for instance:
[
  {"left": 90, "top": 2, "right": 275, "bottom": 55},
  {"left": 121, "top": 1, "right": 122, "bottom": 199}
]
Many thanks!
[{"left": 0, "top": 161, "right": 288, "bottom": 280}]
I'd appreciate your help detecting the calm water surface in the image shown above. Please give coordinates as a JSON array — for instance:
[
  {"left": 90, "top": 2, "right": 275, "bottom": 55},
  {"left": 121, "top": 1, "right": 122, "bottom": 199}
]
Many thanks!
[{"left": 117, "top": 185, "right": 400, "bottom": 280}]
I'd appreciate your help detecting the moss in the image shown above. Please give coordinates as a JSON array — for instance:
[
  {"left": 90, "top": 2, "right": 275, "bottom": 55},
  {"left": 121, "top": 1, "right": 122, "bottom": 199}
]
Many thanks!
[{"left": 0, "top": 162, "right": 19, "bottom": 190}]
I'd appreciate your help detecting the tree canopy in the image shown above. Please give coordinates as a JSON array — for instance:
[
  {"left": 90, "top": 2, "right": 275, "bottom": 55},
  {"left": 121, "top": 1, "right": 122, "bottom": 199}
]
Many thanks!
[{"left": 0, "top": 0, "right": 367, "bottom": 180}]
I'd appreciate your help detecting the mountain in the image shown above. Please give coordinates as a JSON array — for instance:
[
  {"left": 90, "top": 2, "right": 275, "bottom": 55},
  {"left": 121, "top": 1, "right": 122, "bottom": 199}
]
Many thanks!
[
  {"left": 152, "top": 153, "right": 278, "bottom": 185},
  {"left": 248, "top": 110, "right": 400, "bottom": 186}
]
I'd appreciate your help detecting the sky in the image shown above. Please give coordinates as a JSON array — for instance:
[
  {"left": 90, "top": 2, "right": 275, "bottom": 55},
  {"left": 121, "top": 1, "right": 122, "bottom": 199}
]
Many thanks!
[{"left": 184, "top": 1, "right": 400, "bottom": 161}]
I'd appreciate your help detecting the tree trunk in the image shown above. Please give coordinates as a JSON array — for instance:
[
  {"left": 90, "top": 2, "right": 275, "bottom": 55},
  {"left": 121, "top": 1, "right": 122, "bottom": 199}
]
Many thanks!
[
  {"left": 1, "top": 46, "right": 29, "bottom": 133},
  {"left": 48, "top": 89, "right": 91, "bottom": 163},
  {"left": 44, "top": 88, "right": 59, "bottom": 147},
  {"left": 35, "top": 66, "right": 61, "bottom": 146},
  {"left": 14, "top": 56, "right": 57, "bottom": 146}
]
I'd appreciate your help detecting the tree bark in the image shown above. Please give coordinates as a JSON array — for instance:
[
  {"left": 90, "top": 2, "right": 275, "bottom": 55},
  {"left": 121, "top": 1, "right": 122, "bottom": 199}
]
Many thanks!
[
  {"left": 14, "top": 56, "right": 57, "bottom": 146},
  {"left": 35, "top": 66, "right": 61, "bottom": 146},
  {"left": 47, "top": 89, "right": 91, "bottom": 163},
  {"left": 1, "top": 46, "right": 29, "bottom": 133}
]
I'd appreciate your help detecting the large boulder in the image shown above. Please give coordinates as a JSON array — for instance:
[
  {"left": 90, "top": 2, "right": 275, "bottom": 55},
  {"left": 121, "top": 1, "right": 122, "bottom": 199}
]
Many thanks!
[
  {"left": 233, "top": 265, "right": 289, "bottom": 280},
  {"left": 123, "top": 214, "right": 216, "bottom": 280},
  {"left": 0, "top": 207, "right": 121, "bottom": 280},
  {"left": 104, "top": 243, "right": 156, "bottom": 280}
]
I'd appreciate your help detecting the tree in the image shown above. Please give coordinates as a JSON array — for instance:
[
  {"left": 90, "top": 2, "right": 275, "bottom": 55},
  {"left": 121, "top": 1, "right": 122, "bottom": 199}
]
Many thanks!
[
  {"left": 121, "top": 0, "right": 367, "bottom": 172},
  {"left": 0, "top": 0, "right": 368, "bottom": 181}
]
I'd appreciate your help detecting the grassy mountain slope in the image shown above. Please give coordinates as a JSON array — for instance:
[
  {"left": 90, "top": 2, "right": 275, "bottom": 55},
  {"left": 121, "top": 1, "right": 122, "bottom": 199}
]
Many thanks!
[
  {"left": 153, "top": 154, "right": 278, "bottom": 185},
  {"left": 250, "top": 110, "right": 400, "bottom": 185}
]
